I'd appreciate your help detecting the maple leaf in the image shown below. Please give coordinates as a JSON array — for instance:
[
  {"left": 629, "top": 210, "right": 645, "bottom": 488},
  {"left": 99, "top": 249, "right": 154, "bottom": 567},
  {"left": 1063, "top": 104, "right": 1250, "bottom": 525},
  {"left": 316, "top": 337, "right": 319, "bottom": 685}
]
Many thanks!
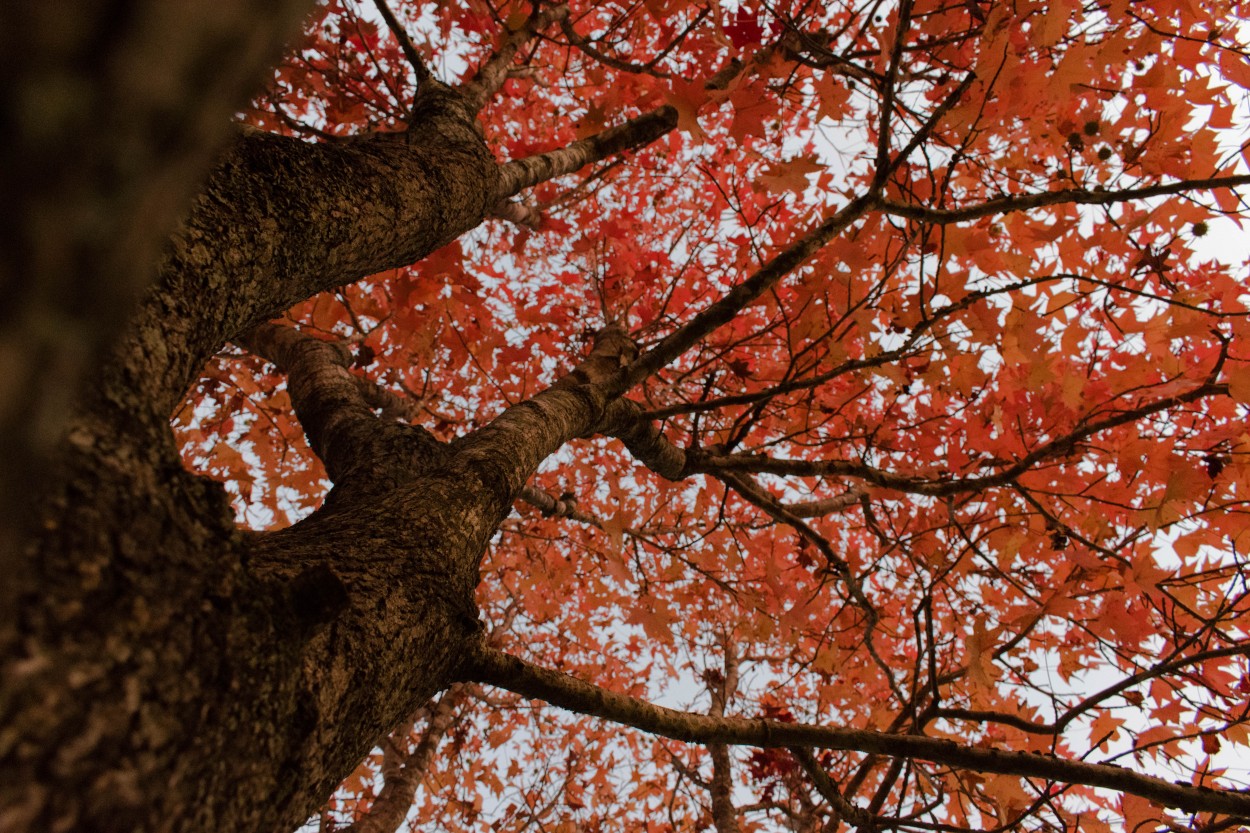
[
  {"left": 756, "top": 154, "right": 825, "bottom": 193},
  {"left": 14, "top": 0, "right": 1250, "bottom": 831},
  {"left": 665, "top": 76, "right": 711, "bottom": 136},
  {"left": 724, "top": 7, "right": 766, "bottom": 50}
]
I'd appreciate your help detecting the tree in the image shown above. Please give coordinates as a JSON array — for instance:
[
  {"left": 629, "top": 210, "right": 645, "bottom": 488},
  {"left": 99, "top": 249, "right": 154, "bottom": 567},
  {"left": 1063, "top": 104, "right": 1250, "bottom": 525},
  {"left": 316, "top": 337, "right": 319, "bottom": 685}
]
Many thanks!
[{"left": 3, "top": 0, "right": 1250, "bottom": 831}]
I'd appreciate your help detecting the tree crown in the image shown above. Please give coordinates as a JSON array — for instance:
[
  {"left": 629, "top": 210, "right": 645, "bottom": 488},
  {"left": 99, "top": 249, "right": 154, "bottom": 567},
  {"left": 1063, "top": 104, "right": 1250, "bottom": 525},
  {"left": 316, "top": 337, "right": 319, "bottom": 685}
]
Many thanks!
[{"left": 174, "top": 0, "right": 1250, "bottom": 830}]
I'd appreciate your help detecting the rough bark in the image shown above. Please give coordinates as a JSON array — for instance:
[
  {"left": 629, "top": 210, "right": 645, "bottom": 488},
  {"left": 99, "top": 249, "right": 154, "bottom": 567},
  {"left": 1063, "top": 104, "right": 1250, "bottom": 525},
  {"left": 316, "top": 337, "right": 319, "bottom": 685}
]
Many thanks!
[
  {"left": 1, "top": 317, "right": 466, "bottom": 832},
  {"left": 0, "top": 0, "right": 315, "bottom": 568},
  {"left": 707, "top": 642, "right": 742, "bottom": 833},
  {"left": 0, "top": 42, "right": 582, "bottom": 827},
  {"left": 0, "top": 206, "right": 644, "bottom": 833},
  {"left": 5, "top": 7, "right": 1250, "bottom": 830},
  {"left": 0, "top": 6, "right": 674, "bottom": 831}
]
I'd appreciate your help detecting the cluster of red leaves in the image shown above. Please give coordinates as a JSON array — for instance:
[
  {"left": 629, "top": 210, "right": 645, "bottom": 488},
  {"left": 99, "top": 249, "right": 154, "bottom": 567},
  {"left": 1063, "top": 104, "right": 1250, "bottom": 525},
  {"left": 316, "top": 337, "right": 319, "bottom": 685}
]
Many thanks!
[{"left": 176, "top": 0, "right": 1250, "bottom": 830}]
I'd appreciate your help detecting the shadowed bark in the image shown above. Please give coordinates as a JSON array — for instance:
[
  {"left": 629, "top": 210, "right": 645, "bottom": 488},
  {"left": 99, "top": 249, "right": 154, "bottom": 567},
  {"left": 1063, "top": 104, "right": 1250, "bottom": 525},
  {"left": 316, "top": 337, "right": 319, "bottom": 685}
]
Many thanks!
[
  {"left": 0, "top": 0, "right": 316, "bottom": 570},
  {"left": 339, "top": 684, "right": 471, "bottom": 833},
  {"left": 0, "top": 28, "right": 672, "bottom": 827},
  {"left": 5, "top": 4, "right": 1249, "bottom": 833}
]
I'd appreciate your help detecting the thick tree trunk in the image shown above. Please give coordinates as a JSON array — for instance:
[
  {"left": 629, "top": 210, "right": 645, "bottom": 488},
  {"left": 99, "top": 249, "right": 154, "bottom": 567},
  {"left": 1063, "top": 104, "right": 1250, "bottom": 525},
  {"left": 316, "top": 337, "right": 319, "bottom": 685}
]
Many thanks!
[
  {"left": 0, "top": 0, "right": 679, "bottom": 818},
  {"left": 0, "top": 83, "right": 513, "bottom": 833},
  {"left": 2, "top": 411, "right": 491, "bottom": 833},
  {"left": 0, "top": 0, "right": 314, "bottom": 571}
]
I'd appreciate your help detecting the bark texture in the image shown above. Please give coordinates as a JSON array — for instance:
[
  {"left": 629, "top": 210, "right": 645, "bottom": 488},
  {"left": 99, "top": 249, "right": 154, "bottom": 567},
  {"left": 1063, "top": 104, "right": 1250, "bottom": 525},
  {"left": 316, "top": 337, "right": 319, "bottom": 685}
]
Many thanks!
[
  {"left": 707, "top": 643, "right": 742, "bottom": 833},
  {"left": 0, "top": 157, "right": 647, "bottom": 833},
  {"left": 0, "top": 73, "right": 537, "bottom": 833},
  {"left": 0, "top": 0, "right": 315, "bottom": 566},
  {"left": 0, "top": 6, "right": 674, "bottom": 830}
]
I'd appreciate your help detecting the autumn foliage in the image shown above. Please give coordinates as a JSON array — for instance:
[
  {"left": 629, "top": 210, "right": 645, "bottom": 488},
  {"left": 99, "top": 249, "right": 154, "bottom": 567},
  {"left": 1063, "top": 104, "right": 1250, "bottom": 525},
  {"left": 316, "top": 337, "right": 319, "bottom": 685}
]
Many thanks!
[{"left": 172, "top": 0, "right": 1250, "bottom": 830}]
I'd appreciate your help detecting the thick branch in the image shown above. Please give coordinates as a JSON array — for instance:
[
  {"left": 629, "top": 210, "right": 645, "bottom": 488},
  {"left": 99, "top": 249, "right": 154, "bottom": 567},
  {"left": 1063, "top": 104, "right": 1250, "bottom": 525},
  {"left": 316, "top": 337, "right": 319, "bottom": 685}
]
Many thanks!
[
  {"left": 466, "top": 647, "right": 1250, "bottom": 818},
  {"left": 495, "top": 106, "right": 678, "bottom": 200},
  {"left": 725, "top": 467, "right": 860, "bottom": 520},
  {"left": 355, "top": 378, "right": 422, "bottom": 423},
  {"left": 783, "top": 488, "right": 865, "bottom": 518},
  {"left": 459, "top": 5, "right": 570, "bottom": 113},
  {"left": 234, "top": 323, "right": 379, "bottom": 482},
  {"left": 454, "top": 327, "right": 637, "bottom": 510},
  {"left": 718, "top": 472, "right": 854, "bottom": 576},
  {"left": 595, "top": 398, "right": 689, "bottom": 480},
  {"left": 490, "top": 200, "right": 542, "bottom": 227},
  {"left": 113, "top": 99, "right": 498, "bottom": 425}
]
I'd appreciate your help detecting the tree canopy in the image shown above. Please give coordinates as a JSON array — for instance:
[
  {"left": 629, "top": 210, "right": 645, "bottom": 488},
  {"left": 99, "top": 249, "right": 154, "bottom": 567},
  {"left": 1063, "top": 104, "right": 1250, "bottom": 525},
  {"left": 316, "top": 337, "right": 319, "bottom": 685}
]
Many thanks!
[{"left": 6, "top": 0, "right": 1250, "bottom": 831}]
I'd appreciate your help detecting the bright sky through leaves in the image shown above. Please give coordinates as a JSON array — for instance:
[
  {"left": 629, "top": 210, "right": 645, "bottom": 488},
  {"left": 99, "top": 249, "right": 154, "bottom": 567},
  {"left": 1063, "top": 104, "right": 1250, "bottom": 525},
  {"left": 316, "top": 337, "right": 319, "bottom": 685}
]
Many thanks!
[{"left": 174, "top": 0, "right": 1250, "bottom": 830}]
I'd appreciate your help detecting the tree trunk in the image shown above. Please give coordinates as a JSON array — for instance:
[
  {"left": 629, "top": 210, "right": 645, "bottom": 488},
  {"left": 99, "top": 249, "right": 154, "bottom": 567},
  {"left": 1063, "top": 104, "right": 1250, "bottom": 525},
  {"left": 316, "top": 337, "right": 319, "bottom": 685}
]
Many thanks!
[
  {"left": 0, "top": 0, "right": 314, "bottom": 569},
  {"left": 0, "top": 82, "right": 519, "bottom": 833}
]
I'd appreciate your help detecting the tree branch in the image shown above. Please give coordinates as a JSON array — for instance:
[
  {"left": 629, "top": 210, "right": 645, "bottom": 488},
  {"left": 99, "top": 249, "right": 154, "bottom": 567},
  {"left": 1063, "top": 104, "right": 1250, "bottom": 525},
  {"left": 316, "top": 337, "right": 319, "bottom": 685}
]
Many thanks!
[
  {"left": 639, "top": 278, "right": 997, "bottom": 420},
  {"left": 593, "top": 397, "right": 689, "bottom": 480},
  {"left": 717, "top": 472, "right": 853, "bottom": 572},
  {"left": 371, "top": 0, "right": 431, "bottom": 87},
  {"left": 781, "top": 488, "right": 865, "bottom": 518},
  {"left": 354, "top": 375, "right": 422, "bottom": 423},
  {"left": 339, "top": 684, "right": 470, "bottom": 833},
  {"left": 617, "top": 193, "right": 879, "bottom": 394},
  {"left": 691, "top": 382, "right": 1229, "bottom": 497},
  {"left": 790, "top": 747, "right": 875, "bottom": 829},
  {"left": 609, "top": 56, "right": 981, "bottom": 398},
  {"left": 458, "top": 5, "right": 570, "bottom": 114},
  {"left": 454, "top": 327, "right": 638, "bottom": 509},
  {"left": 641, "top": 347, "right": 919, "bottom": 419},
  {"left": 878, "top": 175, "right": 1250, "bottom": 225},
  {"left": 517, "top": 485, "right": 603, "bottom": 527},
  {"left": 107, "top": 108, "right": 500, "bottom": 427},
  {"left": 934, "top": 642, "right": 1250, "bottom": 736},
  {"left": 557, "top": 9, "right": 708, "bottom": 78},
  {"left": 492, "top": 48, "right": 751, "bottom": 207},
  {"left": 490, "top": 200, "right": 542, "bottom": 227},
  {"left": 495, "top": 106, "right": 678, "bottom": 200},
  {"left": 465, "top": 647, "right": 1250, "bottom": 818},
  {"left": 235, "top": 322, "right": 381, "bottom": 482},
  {"left": 708, "top": 640, "right": 742, "bottom": 833},
  {"left": 873, "top": 0, "right": 915, "bottom": 177}
]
